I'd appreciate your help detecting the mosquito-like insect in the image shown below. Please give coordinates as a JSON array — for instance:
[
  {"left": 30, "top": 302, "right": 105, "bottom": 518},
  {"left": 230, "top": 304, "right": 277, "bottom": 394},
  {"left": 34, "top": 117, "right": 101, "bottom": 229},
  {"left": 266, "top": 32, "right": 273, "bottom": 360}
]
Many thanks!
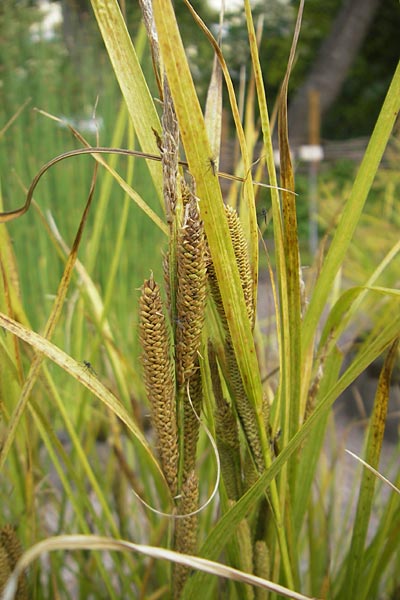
[
  {"left": 208, "top": 156, "right": 217, "bottom": 176},
  {"left": 272, "top": 428, "right": 281, "bottom": 457},
  {"left": 257, "top": 207, "right": 271, "bottom": 226},
  {"left": 82, "top": 360, "right": 97, "bottom": 376}
]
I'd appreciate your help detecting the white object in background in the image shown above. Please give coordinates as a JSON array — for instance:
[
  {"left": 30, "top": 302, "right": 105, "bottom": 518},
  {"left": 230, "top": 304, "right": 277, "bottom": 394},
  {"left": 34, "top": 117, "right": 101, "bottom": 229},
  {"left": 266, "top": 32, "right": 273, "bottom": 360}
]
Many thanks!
[
  {"left": 30, "top": 0, "right": 62, "bottom": 42},
  {"left": 298, "top": 145, "right": 324, "bottom": 162},
  {"left": 273, "top": 148, "right": 295, "bottom": 168}
]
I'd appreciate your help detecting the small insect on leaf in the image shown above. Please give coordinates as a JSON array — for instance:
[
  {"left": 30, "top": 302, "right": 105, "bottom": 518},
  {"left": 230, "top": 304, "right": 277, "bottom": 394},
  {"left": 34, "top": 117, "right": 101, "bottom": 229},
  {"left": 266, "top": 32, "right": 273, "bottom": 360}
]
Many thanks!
[
  {"left": 257, "top": 207, "right": 270, "bottom": 225},
  {"left": 208, "top": 157, "right": 217, "bottom": 176},
  {"left": 83, "top": 360, "right": 97, "bottom": 376}
]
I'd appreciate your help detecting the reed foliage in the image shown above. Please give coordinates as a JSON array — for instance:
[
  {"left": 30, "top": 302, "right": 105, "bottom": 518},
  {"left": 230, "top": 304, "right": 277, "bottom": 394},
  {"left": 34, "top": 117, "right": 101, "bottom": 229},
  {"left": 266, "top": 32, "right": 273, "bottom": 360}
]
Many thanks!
[{"left": 0, "top": 1, "right": 399, "bottom": 599}]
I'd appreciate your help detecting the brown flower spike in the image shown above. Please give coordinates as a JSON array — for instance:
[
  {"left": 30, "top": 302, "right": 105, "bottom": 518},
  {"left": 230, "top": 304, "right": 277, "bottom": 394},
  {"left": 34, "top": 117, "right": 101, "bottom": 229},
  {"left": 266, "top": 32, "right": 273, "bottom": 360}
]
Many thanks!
[
  {"left": 207, "top": 204, "right": 254, "bottom": 332},
  {"left": 139, "top": 274, "right": 178, "bottom": 495},
  {"left": 224, "top": 204, "right": 255, "bottom": 328},
  {"left": 175, "top": 196, "right": 207, "bottom": 387},
  {"left": 207, "top": 206, "right": 264, "bottom": 471},
  {"left": 173, "top": 470, "right": 199, "bottom": 598},
  {"left": 0, "top": 525, "right": 28, "bottom": 599}
]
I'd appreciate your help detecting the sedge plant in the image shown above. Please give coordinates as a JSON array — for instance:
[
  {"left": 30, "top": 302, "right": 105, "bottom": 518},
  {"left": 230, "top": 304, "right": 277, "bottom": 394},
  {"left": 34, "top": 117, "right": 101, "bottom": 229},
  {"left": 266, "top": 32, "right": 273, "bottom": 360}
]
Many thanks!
[{"left": 0, "top": 1, "right": 400, "bottom": 599}]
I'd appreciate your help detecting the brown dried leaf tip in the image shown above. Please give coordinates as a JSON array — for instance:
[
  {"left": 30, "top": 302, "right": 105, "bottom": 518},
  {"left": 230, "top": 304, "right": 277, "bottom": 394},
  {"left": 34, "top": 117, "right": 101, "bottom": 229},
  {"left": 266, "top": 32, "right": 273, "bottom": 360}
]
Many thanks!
[{"left": 139, "top": 274, "right": 178, "bottom": 496}]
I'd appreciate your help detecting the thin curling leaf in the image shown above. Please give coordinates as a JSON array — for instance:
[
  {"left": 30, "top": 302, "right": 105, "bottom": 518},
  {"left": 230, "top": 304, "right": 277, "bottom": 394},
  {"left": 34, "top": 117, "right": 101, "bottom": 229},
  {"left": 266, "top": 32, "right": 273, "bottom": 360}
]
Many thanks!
[{"left": 0, "top": 145, "right": 168, "bottom": 232}]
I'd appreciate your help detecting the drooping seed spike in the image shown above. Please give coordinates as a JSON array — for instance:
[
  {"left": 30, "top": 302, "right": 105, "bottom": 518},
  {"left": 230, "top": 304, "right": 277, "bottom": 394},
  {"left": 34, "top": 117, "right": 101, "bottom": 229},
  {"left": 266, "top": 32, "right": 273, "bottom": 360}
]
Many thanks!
[
  {"left": 254, "top": 540, "right": 271, "bottom": 600},
  {"left": 0, "top": 525, "right": 28, "bottom": 599},
  {"left": 173, "top": 470, "right": 199, "bottom": 598},
  {"left": 175, "top": 195, "right": 207, "bottom": 387},
  {"left": 207, "top": 205, "right": 254, "bottom": 331},
  {"left": 139, "top": 274, "right": 178, "bottom": 495},
  {"left": 224, "top": 205, "right": 255, "bottom": 329},
  {"left": 209, "top": 342, "right": 242, "bottom": 499},
  {"left": 182, "top": 366, "right": 203, "bottom": 479},
  {"left": 226, "top": 339, "right": 264, "bottom": 473}
]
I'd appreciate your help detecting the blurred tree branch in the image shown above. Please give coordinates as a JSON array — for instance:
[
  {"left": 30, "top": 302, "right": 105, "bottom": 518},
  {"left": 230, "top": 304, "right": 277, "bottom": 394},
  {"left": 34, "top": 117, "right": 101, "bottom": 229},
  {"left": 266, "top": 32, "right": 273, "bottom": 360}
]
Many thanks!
[{"left": 288, "top": 0, "right": 381, "bottom": 144}]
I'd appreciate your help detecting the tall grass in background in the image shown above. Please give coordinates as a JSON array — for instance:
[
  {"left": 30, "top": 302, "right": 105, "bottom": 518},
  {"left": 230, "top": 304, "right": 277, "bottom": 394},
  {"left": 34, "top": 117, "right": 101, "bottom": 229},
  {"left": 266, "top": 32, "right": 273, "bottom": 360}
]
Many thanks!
[
  {"left": 0, "top": 0, "right": 399, "bottom": 599},
  {"left": 0, "top": 0, "right": 164, "bottom": 337}
]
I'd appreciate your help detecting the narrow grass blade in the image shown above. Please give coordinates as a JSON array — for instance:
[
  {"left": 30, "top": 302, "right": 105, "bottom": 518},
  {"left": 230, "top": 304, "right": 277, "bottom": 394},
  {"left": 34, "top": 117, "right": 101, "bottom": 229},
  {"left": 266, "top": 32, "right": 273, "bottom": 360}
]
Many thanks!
[
  {"left": 0, "top": 98, "right": 31, "bottom": 139},
  {"left": 345, "top": 450, "right": 400, "bottom": 496},
  {"left": 183, "top": 0, "right": 259, "bottom": 304},
  {"left": 302, "top": 61, "right": 400, "bottom": 358},
  {"left": 319, "top": 286, "right": 400, "bottom": 352},
  {"left": 276, "top": 0, "right": 304, "bottom": 440},
  {"left": 243, "top": 0, "right": 287, "bottom": 438},
  {"left": 0, "top": 171, "right": 98, "bottom": 470},
  {"left": 204, "top": 54, "right": 223, "bottom": 164},
  {"left": 293, "top": 346, "right": 342, "bottom": 531},
  {"left": 3, "top": 535, "right": 316, "bottom": 600},
  {"left": 341, "top": 338, "right": 399, "bottom": 599},
  {"left": 355, "top": 458, "right": 400, "bottom": 599},
  {"left": 22, "top": 138, "right": 169, "bottom": 234},
  {"left": 0, "top": 312, "right": 166, "bottom": 489},
  {"left": 89, "top": 0, "right": 164, "bottom": 203},
  {"left": 183, "top": 317, "right": 399, "bottom": 597}
]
